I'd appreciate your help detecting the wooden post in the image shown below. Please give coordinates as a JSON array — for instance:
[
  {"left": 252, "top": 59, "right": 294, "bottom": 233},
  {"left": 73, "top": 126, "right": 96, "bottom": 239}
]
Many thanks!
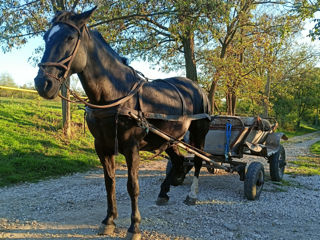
[{"left": 61, "top": 78, "right": 71, "bottom": 137}]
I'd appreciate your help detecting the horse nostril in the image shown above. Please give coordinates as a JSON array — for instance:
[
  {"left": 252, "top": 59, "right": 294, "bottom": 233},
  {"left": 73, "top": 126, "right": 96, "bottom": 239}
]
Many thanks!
[{"left": 44, "top": 79, "right": 53, "bottom": 92}]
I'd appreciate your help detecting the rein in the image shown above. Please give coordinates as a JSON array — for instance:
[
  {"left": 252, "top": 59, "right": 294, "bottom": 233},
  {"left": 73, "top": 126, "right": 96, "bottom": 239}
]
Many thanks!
[
  {"left": 61, "top": 79, "right": 146, "bottom": 109},
  {"left": 39, "top": 21, "right": 147, "bottom": 109}
]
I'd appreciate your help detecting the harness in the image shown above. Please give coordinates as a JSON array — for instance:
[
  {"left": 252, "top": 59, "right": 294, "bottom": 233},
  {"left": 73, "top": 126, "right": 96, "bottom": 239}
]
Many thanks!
[
  {"left": 39, "top": 21, "right": 85, "bottom": 83},
  {"left": 39, "top": 21, "right": 211, "bottom": 153}
]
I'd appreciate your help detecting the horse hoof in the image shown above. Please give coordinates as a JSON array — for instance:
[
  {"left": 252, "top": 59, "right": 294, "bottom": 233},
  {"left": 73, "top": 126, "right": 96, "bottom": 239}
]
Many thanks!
[
  {"left": 156, "top": 197, "right": 169, "bottom": 206},
  {"left": 184, "top": 195, "right": 197, "bottom": 205},
  {"left": 97, "top": 223, "right": 115, "bottom": 235},
  {"left": 126, "top": 231, "right": 142, "bottom": 240}
]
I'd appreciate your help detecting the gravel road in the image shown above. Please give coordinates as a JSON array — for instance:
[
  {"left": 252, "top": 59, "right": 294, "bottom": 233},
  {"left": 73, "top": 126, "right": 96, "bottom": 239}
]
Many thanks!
[{"left": 1, "top": 131, "right": 320, "bottom": 240}]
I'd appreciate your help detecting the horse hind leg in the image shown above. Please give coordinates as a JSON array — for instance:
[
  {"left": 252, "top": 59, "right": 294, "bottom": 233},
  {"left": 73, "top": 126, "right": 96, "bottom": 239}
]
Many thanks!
[
  {"left": 184, "top": 119, "right": 210, "bottom": 205},
  {"left": 156, "top": 145, "right": 185, "bottom": 205},
  {"left": 94, "top": 140, "right": 118, "bottom": 236}
]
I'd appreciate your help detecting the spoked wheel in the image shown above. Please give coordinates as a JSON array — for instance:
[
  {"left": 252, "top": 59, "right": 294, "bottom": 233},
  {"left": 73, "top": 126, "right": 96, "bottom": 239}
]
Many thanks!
[
  {"left": 244, "top": 162, "right": 264, "bottom": 200},
  {"left": 269, "top": 144, "right": 286, "bottom": 182}
]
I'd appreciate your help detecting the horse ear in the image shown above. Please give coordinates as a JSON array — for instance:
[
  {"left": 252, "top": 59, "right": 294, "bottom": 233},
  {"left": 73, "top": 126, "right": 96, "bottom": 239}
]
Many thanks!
[{"left": 73, "top": 6, "right": 97, "bottom": 26}]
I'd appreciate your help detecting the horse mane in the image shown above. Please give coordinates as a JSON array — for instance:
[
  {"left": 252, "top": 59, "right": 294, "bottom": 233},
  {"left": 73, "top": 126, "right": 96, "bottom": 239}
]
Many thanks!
[
  {"left": 92, "top": 30, "right": 129, "bottom": 65},
  {"left": 49, "top": 10, "right": 129, "bottom": 66},
  {"left": 51, "top": 11, "right": 75, "bottom": 23}
]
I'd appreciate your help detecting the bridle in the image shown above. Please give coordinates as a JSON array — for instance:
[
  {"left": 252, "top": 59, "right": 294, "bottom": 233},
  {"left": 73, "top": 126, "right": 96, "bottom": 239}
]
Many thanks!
[
  {"left": 38, "top": 21, "right": 147, "bottom": 109},
  {"left": 38, "top": 21, "right": 84, "bottom": 83}
]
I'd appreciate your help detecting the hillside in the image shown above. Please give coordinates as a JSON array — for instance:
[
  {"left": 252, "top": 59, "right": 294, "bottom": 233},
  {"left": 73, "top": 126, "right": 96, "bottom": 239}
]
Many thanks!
[{"left": 0, "top": 97, "right": 100, "bottom": 186}]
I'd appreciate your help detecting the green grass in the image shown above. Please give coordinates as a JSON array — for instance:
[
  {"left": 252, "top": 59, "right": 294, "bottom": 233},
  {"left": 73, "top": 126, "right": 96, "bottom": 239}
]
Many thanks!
[
  {"left": 0, "top": 97, "right": 160, "bottom": 187},
  {"left": 287, "top": 141, "right": 320, "bottom": 176},
  {"left": 0, "top": 97, "right": 101, "bottom": 186},
  {"left": 278, "top": 123, "right": 319, "bottom": 139},
  {"left": 311, "top": 141, "right": 320, "bottom": 155}
]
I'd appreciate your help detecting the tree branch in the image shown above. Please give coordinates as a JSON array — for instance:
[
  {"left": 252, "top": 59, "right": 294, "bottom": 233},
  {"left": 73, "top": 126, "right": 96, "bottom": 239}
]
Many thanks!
[{"left": 90, "top": 10, "right": 177, "bottom": 28}]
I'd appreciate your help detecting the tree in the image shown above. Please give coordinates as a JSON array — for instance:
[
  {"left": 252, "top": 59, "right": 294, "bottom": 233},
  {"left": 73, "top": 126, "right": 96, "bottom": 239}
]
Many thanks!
[
  {"left": 0, "top": 73, "right": 17, "bottom": 87},
  {"left": 270, "top": 47, "right": 319, "bottom": 128},
  {"left": 198, "top": 0, "right": 304, "bottom": 115},
  {"left": 0, "top": 0, "right": 93, "bottom": 136},
  {"left": 91, "top": 0, "right": 227, "bottom": 82}
]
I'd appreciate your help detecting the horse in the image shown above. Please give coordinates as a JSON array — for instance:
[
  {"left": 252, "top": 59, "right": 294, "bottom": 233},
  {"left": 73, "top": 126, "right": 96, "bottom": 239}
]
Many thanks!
[{"left": 34, "top": 7, "right": 211, "bottom": 240}]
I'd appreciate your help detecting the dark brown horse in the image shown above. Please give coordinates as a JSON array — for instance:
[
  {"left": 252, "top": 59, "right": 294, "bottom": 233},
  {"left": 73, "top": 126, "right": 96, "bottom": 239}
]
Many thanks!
[{"left": 34, "top": 8, "right": 210, "bottom": 240}]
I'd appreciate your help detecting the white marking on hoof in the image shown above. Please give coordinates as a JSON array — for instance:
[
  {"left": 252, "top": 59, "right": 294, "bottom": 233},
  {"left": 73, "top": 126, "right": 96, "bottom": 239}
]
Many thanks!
[
  {"left": 48, "top": 25, "right": 61, "bottom": 42},
  {"left": 97, "top": 223, "right": 115, "bottom": 235},
  {"left": 188, "top": 176, "right": 199, "bottom": 199},
  {"left": 126, "top": 231, "right": 142, "bottom": 240}
]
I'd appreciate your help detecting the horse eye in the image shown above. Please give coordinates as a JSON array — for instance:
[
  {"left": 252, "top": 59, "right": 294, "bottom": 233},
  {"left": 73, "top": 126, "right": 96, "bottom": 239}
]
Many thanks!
[{"left": 67, "top": 36, "right": 74, "bottom": 41}]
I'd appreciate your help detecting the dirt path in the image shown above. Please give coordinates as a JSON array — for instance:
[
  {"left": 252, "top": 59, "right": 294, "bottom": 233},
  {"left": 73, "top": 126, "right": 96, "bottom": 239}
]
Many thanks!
[{"left": 1, "top": 132, "right": 320, "bottom": 240}]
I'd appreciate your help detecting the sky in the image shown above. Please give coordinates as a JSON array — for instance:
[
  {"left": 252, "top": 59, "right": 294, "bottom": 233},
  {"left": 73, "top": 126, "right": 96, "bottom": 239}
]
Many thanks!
[
  {"left": 0, "top": 18, "right": 319, "bottom": 88},
  {"left": 0, "top": 37, "right": 174, "bottom": 88}
]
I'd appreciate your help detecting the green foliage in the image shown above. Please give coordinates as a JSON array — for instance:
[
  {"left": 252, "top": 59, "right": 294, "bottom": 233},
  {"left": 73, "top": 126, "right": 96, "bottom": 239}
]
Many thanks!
[
  {"left": 0, "top": 0, "right": 94, "bottom": 52},
  {"left": 278, "top": 123, "right": 319, "bottom": 138},
  {"left": 0, "top": 73, "right": 17, "bottom": 87},
  {"left": 1, "top": 0, "right": 319, "bottom": 130}
]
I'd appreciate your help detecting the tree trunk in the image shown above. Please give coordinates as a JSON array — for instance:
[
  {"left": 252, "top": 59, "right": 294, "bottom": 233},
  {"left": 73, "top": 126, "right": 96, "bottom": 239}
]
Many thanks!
[
  {"left": 315, "top": 106, "right": 319, "bottom": 126},
  {"left": 61, "top": 78, "right": 71, "bottom": 137},
  {"left": 226, "top": 91, "right": 237, "bottom": 116},
  {"left": 182, "top": 34, "right": 197, "bottom": 82},
  {"left": 263, "top": 71, "right": 271, "bottom": 118},
  {"left": 208, "top": 79, "right": 218, "bottom": 114},
  {"left": 231, "top": 93, "right": 237, "bottom": 115}
]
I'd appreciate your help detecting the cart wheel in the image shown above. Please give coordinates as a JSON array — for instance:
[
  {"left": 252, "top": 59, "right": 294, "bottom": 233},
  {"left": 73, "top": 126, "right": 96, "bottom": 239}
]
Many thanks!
[
  {"left": 244, "top": 162, "right": 264, "bottom": 200},
  {"left": 269, "top": 144, "right": 286, "bottom": 182}
]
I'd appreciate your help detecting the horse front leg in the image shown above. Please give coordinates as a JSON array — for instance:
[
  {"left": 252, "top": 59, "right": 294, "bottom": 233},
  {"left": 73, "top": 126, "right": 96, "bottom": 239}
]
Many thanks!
[
  {"left": 95, "top": 140, "right": 118, "bottom": 236},
  {"left": 124, "top": 143, "right": 142, "bottom": 240}
]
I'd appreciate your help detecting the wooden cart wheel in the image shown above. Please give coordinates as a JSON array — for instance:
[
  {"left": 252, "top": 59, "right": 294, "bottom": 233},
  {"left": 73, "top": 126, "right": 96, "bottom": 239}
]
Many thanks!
[
  {"left": 244, "top": 162, "right": 264, "bottom": 200},
  {"left": 269, "top": 144, "right": 286, "bottom": 182}
]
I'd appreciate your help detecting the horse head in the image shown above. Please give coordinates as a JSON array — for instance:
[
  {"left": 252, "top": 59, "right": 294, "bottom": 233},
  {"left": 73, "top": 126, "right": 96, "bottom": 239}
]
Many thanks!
[{"left": 34, "top": 7, "right": 96, "bottom": 99}]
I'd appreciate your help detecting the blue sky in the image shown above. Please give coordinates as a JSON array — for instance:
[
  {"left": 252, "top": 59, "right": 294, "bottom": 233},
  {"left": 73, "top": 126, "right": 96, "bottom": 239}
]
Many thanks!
[
  {"left": 0, "top": 36, "right": 174, "bottom": 87},
  {"left": 0, "top": 19, "right": 319, "bottom": 87}
]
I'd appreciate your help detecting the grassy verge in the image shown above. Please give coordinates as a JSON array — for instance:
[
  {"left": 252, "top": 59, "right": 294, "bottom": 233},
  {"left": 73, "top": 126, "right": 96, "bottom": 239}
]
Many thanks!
[
  {"left": 278, "top": 123, "right": 319, "bottom": 139},
  {"left": 287, "top": 141, "right": 320, "bottom": 176},
  {"left": 0, "top": 97, "right": 100, "bottom": 186},
  {"left": 0, "top": 97, "right": 162, "bottom": 187}
]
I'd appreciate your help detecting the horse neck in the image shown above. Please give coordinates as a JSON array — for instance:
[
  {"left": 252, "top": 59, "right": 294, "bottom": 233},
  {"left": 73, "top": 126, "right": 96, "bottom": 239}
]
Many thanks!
[{"left": 77, "top": 33, "right": 136, "bottom": 104}]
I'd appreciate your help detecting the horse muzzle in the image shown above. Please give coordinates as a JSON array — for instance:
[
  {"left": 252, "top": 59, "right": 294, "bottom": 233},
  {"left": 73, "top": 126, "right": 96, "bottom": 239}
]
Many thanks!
[{"left": 34, "top": 72, "right": 61, "bottom": 99}]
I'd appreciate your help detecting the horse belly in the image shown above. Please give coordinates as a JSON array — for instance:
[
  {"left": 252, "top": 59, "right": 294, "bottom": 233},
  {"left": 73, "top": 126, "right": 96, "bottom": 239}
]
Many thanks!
[{"left": 139, "top": 119, "right": 190, "bottom": 151}]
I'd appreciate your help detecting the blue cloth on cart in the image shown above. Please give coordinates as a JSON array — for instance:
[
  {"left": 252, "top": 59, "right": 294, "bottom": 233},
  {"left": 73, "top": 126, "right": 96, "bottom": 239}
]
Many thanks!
[{"left": 225, "top": 122, "right": 232, "bottom": 160}]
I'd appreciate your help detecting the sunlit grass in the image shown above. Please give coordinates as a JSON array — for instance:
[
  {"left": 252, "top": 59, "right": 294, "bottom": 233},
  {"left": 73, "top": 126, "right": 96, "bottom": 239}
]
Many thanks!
[
  {"left": 287, "top": 141, "right": 320, "bottom": 176},
  {"left": 0, "top": 97, "right": 161, "bottom": 187},
  {"left": 278, "top": 123, "right": 319, "bottom": 139}
]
